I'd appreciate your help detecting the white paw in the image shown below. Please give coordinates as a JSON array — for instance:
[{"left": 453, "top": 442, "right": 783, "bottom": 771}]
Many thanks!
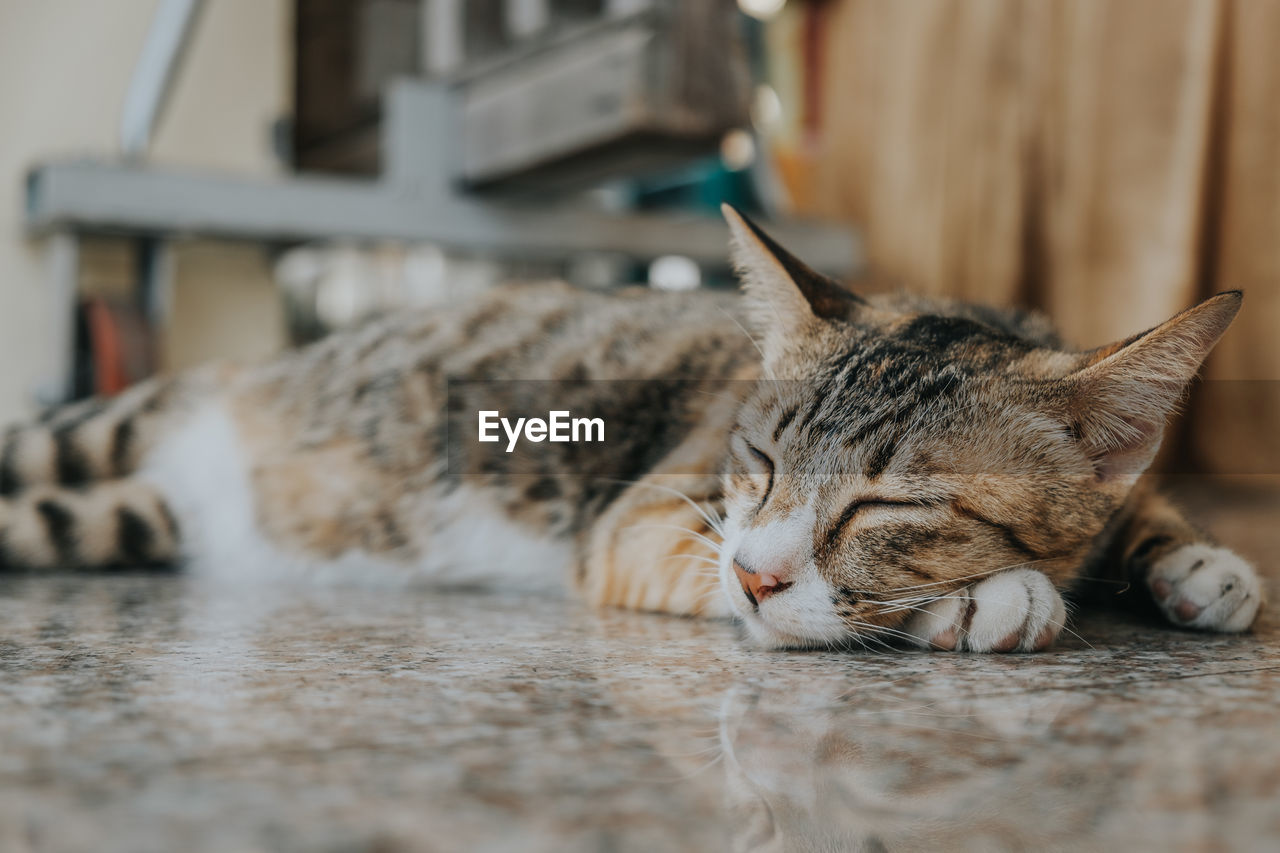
[
  {"left": 1148, "top": 544, "right": 1262, "bottom": 632},
  {"left": 902, "top": 569, "right": 1066, "bottom": 653}
]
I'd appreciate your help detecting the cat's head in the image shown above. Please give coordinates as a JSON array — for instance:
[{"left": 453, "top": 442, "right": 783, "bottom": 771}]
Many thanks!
[{"left": 717, "top": 205, "right": 1241, "bottom": 649}]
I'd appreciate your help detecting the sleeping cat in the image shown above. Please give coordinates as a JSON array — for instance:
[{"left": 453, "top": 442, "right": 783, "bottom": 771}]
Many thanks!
[{"left": 0, "top": 206, "right": 1262, "bottom": 651}]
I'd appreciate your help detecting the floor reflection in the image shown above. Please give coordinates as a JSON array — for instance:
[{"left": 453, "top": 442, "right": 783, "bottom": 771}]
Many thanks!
[
  {"left": 703, "top": 683, "right": 1068, "bottom": 852},
  {"left": 2, "top": 561, "right": 1278, "bottom": 852},
  {"left": 698, "top": 664, "right": 1280, "bottom": 852}
]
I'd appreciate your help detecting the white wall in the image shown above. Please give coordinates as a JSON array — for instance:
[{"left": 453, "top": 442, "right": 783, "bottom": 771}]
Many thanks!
[{"left": 0, "top": 0, "right": 290, "bottom": 422}]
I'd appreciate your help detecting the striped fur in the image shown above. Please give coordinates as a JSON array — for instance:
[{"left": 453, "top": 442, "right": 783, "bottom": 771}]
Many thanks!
[
  {"left": 0, "top": 208, "right": 1261, "bottom": 650},
  {"left": 0, "top": 481, "right": 178, "bottom": 569}
]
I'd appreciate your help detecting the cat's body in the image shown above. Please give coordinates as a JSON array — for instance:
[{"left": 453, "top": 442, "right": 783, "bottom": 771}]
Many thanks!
[{"left": 0, "top": 208, "right": 1263, "bottom": 650}]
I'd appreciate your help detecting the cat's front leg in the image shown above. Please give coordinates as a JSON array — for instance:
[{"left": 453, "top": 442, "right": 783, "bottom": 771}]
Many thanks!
[
  {"left": 1139, "top": 543, "right": 1262, "bottom": 632},
  {"left": 1115, "top": 485, "right": 1263, "bottom": 632},
  {"left": 900, "top": 569, "right": 1067, "bottom": 652},
  {"left": 577, "top": 471, "right": 731, "bottom": 619}
]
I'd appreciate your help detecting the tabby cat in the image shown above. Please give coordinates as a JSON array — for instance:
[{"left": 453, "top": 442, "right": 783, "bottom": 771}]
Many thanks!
[{"left": 0, "top": 206, "right": 1262, "bottom": 651}]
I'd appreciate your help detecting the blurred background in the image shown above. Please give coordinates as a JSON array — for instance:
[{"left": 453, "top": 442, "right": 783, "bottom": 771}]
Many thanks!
[{"left": 1, "top": 0, "right": 1276, "bottom": 474}]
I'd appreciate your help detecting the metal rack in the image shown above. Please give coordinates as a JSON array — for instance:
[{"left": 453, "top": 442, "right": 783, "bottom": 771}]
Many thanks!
[{"left": 23, "top": 0, "right": 859, "bottom": 404}]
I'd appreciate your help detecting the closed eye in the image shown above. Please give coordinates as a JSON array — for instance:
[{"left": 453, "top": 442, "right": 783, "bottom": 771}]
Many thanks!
[
  {"left": 826, "top": 498, "right": 929, "bottom": 547},
  {"left": 747, "top": 445, "right": 775, "bottom": 506}
]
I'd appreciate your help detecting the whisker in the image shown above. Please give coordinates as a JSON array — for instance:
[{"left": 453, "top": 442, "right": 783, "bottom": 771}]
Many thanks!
[
  {"left": 623, "top": 523, "right": 723, "bottom": 554},
  {"left": 842, "top": 634, "right": 896, "bottom": 654},
  {"left": 661, "top": 553, "right": 720, "bottom": 566},
  {"left": 680, "top": 751, "right": 725, "bottom": 781},
  {"left": 596, "top": 477, "right": 725, "bottom": 535},
  {"left": 849, "top": 622, "right": 927, "bottom": 646},
  {"left": 665, "top": 742, "right": 727, "bottom": 759},
  {"left": 1072, "top": 576, "right": 1132, "bottom": 591},
  {"left": 871, "top": 558, "right": 1061, "bottom": 597},
  {"left": 866, "top": 597, "right": 1096, "bottom": 651},
  {"left": 718, "top": 305, "right": 768, "bottom": 364}
]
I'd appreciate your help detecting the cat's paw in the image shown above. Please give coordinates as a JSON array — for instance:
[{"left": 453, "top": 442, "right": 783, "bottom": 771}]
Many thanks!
[
  {"left": 902, "top": 569, "right": 1066, "bottom": 653},
  {"left": 1147, "top": 543, "right": 1262, "bottom": 632}
]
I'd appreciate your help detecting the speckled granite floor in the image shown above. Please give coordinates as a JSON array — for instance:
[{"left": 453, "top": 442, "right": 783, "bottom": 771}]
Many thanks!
[{"left": 2, "top": 478, "right": 1277, "bottom": 853}]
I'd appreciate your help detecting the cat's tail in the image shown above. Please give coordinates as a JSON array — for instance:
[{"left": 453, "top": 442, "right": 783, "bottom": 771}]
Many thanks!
[
  {"left": 0, "top": 480, "right": 180, "bottom": 569},
  {"left": 0, "top": 376, "right": 183, "bottom": 497}
]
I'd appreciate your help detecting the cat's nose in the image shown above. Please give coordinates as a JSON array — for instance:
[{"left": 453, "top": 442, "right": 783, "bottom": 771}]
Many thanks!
[{"left": 732, "top": 558, "right": 793, "bottom": 606}]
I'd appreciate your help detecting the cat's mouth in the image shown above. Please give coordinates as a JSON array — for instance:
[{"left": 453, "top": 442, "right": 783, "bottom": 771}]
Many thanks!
[{"left": 719, "top": 563, "right": 849, "bottom": 650}]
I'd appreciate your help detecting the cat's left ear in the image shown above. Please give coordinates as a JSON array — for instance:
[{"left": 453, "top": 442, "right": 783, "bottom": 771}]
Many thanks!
[
  {"left": 722, "top": 204, "right": 862, "bottom": 351},
  {"left": 1062, "top": 291, "right": 1242, "bottom": 482}
]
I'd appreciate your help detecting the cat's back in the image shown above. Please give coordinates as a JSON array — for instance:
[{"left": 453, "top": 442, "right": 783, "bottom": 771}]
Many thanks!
[
  {"left": 266, "top": 281, "right": 754, "bottom": 392},
  {"left": 244, "top": 284, "right": 1061, "bottom": 425},
  {"left": 436, "top": 281, "right": 755, "bottom": 381}
]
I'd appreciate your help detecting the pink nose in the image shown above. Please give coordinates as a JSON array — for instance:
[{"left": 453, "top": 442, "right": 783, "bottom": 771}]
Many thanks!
[{"left": 733, "top": 561, "right": 792, "bottom": 606}]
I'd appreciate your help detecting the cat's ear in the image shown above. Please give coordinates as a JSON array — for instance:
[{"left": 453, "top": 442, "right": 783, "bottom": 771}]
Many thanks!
[
  {"left": 722, "top": 204, "right": 862, "bottom": 344},
  {"left": 1062, "top": 291, "right": 1242, "bottom": 482}
]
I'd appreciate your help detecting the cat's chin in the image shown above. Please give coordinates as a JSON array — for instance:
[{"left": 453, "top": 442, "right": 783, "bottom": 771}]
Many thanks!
[{"left": 737, "top": 609, "right": 847, "bottom": 651}]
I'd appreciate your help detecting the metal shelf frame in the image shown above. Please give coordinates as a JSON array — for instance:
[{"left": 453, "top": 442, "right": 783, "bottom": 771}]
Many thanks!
[{"left": 22, "top": 1, "right": 859, "bottom": 406}]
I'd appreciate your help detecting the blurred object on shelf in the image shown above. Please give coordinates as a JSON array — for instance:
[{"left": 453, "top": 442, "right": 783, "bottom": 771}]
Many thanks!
[
  {"left": 74, "top": 298, "right": 157, "bottom": 400},
  {"left": 719, "top": 130, "right": 757, "bottom": 172},
  {"left": 749, "top": 0, "right": 828, "bottom": 215},
  {"left": 647, "top": 255, "right": 701, "bottom": 292},
  {"left": 737, "top": 0, "right": 787, "bottom": 21},
  {"left": 275, "top": 243, "right": 563, "bottom": 342},
  {"left": 564, "top": 251, "right": 636, "bottom": 291},
  {"left": 294, "top": 0, "right": 754, "bottom": 192}
]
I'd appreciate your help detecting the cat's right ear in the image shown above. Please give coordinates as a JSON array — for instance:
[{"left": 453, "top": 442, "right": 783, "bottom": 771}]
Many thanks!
[{"left": 722, "top": 204, "right": 862, "bottom": 352}]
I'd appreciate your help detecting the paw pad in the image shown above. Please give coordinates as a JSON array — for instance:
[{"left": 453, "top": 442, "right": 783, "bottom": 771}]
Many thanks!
[{"left": 1148, "top": 544, "right": 1261, "bottom": 633}]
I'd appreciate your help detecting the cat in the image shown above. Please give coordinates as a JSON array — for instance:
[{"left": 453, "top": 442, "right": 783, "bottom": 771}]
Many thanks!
[{"left": 0, "top": 206, "right": 1262, "bottom": 651}]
